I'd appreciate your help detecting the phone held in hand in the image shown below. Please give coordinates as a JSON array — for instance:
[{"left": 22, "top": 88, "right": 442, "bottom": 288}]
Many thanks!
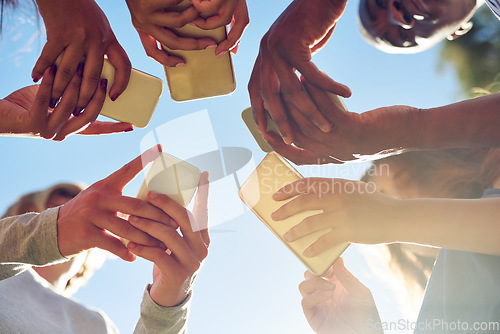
[{"left": 239, "top": 152, "right": 349, "bottom": 276}]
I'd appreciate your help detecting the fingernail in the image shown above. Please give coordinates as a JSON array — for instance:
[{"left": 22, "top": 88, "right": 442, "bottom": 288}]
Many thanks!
[
  {"left": 101, "top": 79, "right": 108, "bottom": 92},
  {"left": 175, "top": 62, "right": 186, "bottom": 67},
  {"left": 205, "top": 44, "right": 217, "bottom": 50},
  {"left": 33, "top": 77, "right": 40, "bottom": 83},
  {"left": 124, "top": 126, "right": 134, "bottom": 132},
  {"left": 303, "top": 248, "right": 314, "bottom": 258},
  {"left": 216, "top": 51, "right": 227, "bottom": 58},
  {"left": 283, "top": 136, "right": 293, "bottom": 145},
  {"left": 283, "top": 233, "right": 292, "bottom": 242},
  {"left": 148, "top": 191, "right": 158, "bottom": 199},
  {"left": 271, "top": 211, "right": 279, "bottom": 221}
]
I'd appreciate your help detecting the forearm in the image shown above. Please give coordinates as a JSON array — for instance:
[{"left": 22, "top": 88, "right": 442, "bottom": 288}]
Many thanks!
[
  {"left": 0, "top": 208, "right": 66, "bottom": 280},
  {"left": 414, "top": 93, "right": 500, "bottom": 150},
  {"left": 390, "top": 197, "right": 500, "bottom": 255}
]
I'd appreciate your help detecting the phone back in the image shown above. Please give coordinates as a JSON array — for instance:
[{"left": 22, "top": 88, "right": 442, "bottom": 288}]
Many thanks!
[
  {"left": 239, "top": 152, "right": 349, "bottom": 275},
  {"left": 162, "top": 25, "right": 235, "bottom": 102},
  {"left": 137, "top": 152, "right": 201, "bottom": 207},
  {"left": 100, "top": 60, "right": 163, "bottom": 128}
]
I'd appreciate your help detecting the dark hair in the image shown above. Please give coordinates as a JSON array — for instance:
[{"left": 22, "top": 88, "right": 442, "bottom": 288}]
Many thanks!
[{"left": 0, "top": 0, "right": 37, "bottom": 35}]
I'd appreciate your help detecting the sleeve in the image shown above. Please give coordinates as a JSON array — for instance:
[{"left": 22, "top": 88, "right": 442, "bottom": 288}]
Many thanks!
[
  {"left": 133, "top": 284, "right": 192, "bottom": 334},
  {"left": 0, "top": 207, "right": 67, "bottom": 280}
]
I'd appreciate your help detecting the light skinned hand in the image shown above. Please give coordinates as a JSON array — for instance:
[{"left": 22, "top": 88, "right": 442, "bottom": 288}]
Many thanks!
[
  {"left": 248, "top": 0, "right": 351, "bottom": 144},
  {"left": 127, "top": 172, "right": 210, "bottom": 307},
  {"left": 33, "top": 0, "right": 131, "bottom": 107},
  {"left": 57, "top": 145, "right": 177, "bottom": 262},
  {"left": 299, "top": 258, "right": 383, "bottom": 334},
  {"left": 266, "top": 79, "right": 418, "bottom": 165},
  {"left": 272, "top": 178, "right": 398, "bottom": 258},
  {"left": 0, "top": 66, "right": 133, "bottom": 140},
  {"left": 126, "top": 0, "right": 218, "bottom": 66},
  {"left": 191, "top": 0, "right": 249, "bottom": 57}
]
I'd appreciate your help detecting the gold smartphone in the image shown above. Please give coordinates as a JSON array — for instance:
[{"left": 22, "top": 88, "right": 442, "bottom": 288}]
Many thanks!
[
  {"left": 54, "top": 56, "right": 163, "bottom": 128},
  {"left": 241, "top": 94, "right": 347, "bottom": 153},
  {"left": 137, "top": 152, "right": 201, "bottom": 207},
  {"left": 162, "top": 2, "right": 235, "bottom": 102},
  {"left": 99, "top": 60, "right": 163, "bottom": 128},
  {"left": 239, "top": 152, "right": 349, "bottom": 275}
]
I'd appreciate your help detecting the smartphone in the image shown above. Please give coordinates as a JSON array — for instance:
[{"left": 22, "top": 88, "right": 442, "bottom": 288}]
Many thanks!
[
  {"left": 239, "top": 152, "right": 349, "bottom": 275},
  {"left": 54, "top": 56, "right": 163, "bottom": 128},
  {"left": 137, "top": 152, "right": 201, "bottom": 207},
  {"left": 241, "top": 94, "right": 347, "bottom": 153},
  {"left": 162, "top": 2, "right": 235, "bottom": 102},
  {"left": 99, "top": 59, "right": 164, "bottom": 128}
]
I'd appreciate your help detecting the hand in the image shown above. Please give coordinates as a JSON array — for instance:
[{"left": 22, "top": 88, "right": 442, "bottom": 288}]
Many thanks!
[
  {"left": 248, "top": 0, "right": 351, "bottom": 144},
  {"left": 126, "top": 0, "right": 218, "bottom": 66},
  {"left": 266, "top": 79, "right": 418, "bottom": 164},
  {"left": 0, "top": 67, "right": 133, "bottom": 140},
  {"left": 299, "top": 258, "right": 383, "bottom": 334},
  {"left": 191, "top": 0, "right": 249, "bottom": 57},
  {"left": 127, "top": 172, "right": 210, "bottom": 307},
  {"left": 272, "top": 178, "right": 398, "bottom": 257},
  {"left": 57, "top": 145, "right": 177, "bottom": 262},
  {"left": 32, "top": 0, "right": 131, "bottom": 105}
]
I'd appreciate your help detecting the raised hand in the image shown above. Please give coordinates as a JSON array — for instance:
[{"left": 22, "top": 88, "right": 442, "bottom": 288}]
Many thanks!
[
  {"left": 127, "top": 172, "right": 210, "bottom": 307},
  {"left": 57, "top": 145, "right": 176, "bottom": 262}
]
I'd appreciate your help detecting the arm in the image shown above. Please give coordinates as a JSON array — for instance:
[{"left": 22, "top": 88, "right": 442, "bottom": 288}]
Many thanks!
[
  {"left": 130, "top": 172, "right": 210, "bottom": 333},
  {"left": 270, "top": 80, "right": 500, "bottom": 165},
  {"left": 0, "top": 208, "right": 66, "bottom": 280},
  {"left": 299, "top": 258, "right": 383, "bottom": 334},
  {"left": 248, "top": 0, "right": 351, "bottom": 145},
  {"left": 272, "top": 178, "right": 500, "bottom": 256},
  {"left": 0, "top": 67, "right": 133, "bottom": 141}
]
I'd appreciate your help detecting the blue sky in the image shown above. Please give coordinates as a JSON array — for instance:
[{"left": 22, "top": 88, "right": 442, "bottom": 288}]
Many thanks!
[{"left": 0, "top": 0, "right": 464, "bottom": 333}]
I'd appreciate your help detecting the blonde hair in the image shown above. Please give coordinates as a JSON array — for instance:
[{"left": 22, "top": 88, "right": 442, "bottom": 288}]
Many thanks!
[{"left": 2, "top": 183, "right": 106, "bottom": 295}]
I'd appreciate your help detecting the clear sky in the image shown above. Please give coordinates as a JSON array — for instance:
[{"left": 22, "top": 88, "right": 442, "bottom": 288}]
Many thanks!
[{"left": 0, "top": 0, "right": 464, "bottom": 333}]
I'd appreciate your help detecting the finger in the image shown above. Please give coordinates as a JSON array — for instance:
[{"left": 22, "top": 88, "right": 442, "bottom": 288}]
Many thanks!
[
  {"left": 271, "top": 56, "right": 331, "bottom": 133},
  {"left": 303, "top": 229, "right": 346, "bottom": 258},
  {"left": 154, "top": 26, "right": 217, "bottom": 51},
  {"left": 51, "top": 46, "right": 84, "bottom": 102},
  {"left": 248, "top": 55, "right": 268, "bottom": 133},
  {"left": 271, "top": 193, "right": 323, "bottom": 221},
  {"left": 311, "top": 26, "right": 335, "bottom": 53},
  {"left": 32, "top": 40, "right": 65, "bottom": 82},
  {"left": 93, "top": 229, "right": 136, "bottom": 262},
  {"left": 303, "top": 80, "right": 348, "bottom": 126},
  {"left": 77, "top": 121, "right": 134, "bottom": 135},
  {"left": 43, "top": 63, "right": 83, "bottom": 139},
  {"left": 298, "top": 277, "right": 335, "bottom": 297},
  {"left": 76, "top": 47, "right": 105, "bottom": 110},
  {"left": 104, "top": 145, "right": 163, "bottom": 190},
  {"left": 52, "top": 78, "right": 107, "bottom": 141},
  {"left": 127, "top": 242, "right": 179, "bottom": 270},
  {"left": 109, "top": 195, "right": 177, "bottom": 228},
  {"left": 264, "top": 132, "right": 337, "bottom": 166},
  {"left": 191, "top": 0, "right": 225, "bottom": 14},
  {"left": 331, "top": 258, "right": 371, "bottom": 298},
  {"left": 215, "top": 0, "right": 249, "bottom": 56},
  {"left": 273, "top": 178, "right": 335, "bottom": 201},
  {"left": 146, "top": 192, "right": 206, "bottom": 251},
  {"left": 283, "top": 212, "right": 331, "bottom": 243},
  {"left": 106, "top": 40, "right": 132, "bottom": 101},
  {"left": 94, "top": 213, "right": 161, "bottom": 247},
  {"left": 128, "top": 216, "right": 200, "bottom": 271},
  {"left": 294, "top": 61, "right": 351, "bottom": 98},
  {"left": 259, "top": 47, "right": 295, "bottom": 144},
  {"left": 137, "top": 30, "right": 185, "bottom": 67},
  {"left": 301, "top": 290, "right": 333, "bottom": 311},
  {"left": 29, "top": 66, "right": 56, "bottom": 128},
  {"left": 149, "top": 6, "right": 199, "bottom": 27}
]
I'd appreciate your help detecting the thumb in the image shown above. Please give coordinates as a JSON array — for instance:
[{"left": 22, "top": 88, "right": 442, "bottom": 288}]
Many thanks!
[{"left": 332, "top": 258, "right": 370, "bottom": 298}]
